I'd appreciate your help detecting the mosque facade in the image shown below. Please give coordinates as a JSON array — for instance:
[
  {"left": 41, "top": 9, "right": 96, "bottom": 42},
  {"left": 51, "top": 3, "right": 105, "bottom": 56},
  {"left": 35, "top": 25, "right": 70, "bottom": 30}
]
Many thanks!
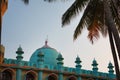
[{"left": 0, "top": 41, "right": 116, "bottom": 80}]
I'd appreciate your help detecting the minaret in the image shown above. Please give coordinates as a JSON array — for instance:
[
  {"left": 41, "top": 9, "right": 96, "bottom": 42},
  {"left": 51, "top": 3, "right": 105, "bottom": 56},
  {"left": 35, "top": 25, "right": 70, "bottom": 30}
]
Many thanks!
[
  {"left": 0, "top": 45, "right": 5, "bottom": 64},
  {"left": 92, "top": 59, "right": 98, "bottom": 75},
  {"left": 56, "top": 53, "right": 64, "bottom": 80},
  {"left": 16, "top": 46, "right": 24, "bottom": 65},
  {"left": 16, "top": 46, "right": 24, "bottom": 80},
  {"left": 37, "top": 52, "right": 44, "bottom": 80},
  {"left": 75, "top": 55, "right": 82, "bottom": 73},
  {"left": 108, "top": 62, "right": 114, "bottom": 78},
  {"left": 75, "top": 55, "right": 82, "bottom": 80},
  {"left": 57, "top": 53, "right": 64, "bottom": 68}
]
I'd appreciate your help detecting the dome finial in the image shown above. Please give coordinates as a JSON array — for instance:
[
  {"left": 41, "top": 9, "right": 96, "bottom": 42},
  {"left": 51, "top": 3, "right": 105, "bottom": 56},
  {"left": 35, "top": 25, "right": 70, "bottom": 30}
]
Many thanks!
[{"left": 45, "top": 35, "right": 48, "bottom": 46}]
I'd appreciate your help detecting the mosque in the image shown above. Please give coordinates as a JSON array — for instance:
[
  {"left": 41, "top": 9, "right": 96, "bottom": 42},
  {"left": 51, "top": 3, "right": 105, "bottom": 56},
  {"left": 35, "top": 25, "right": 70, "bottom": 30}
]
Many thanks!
[
  {"left": 0, "top": 0, "right": 117, "bottom": 80},
  {"left": 0, "top": 40, "right": 116, "bottom": 80}
]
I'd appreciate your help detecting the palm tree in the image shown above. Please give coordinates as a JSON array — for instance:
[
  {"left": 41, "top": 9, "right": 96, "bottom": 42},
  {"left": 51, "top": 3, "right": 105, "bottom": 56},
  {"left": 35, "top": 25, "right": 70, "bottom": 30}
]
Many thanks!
[
  {"left": 0, "top": 0, "right": 29, "bottom": 45},
  {"left": 45, "top": 0, "right": 120, "bottom": 79}
]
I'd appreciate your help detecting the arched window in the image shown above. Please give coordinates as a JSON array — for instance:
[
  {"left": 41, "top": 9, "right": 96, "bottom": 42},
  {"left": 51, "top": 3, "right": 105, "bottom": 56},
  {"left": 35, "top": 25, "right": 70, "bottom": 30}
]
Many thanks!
[
  {"left": 48, "top": 73, "right": 57, "bottom": 80},
  {"left": 68, "top": 76, "right": 77, "bottom": 80},
  {"left": 26, "top": 73, "right": 35, "bottom": 80},
  {"left": 2, "top": 70, "right": 12, "bottom": 80}
]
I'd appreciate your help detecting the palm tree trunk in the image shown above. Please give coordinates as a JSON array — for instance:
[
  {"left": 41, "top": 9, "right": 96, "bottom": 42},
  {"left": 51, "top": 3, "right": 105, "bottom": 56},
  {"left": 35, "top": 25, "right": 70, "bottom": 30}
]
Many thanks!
[
  {"left": 0, "top": 0, "right": 1, "bottom": 45},
  {"left": 104, "top": 0, "right": 120, "bottom": 61},
  {"left": 104, "top": 0, "right": 120, "bottom": 79},
  {"left": 108, "top": 25, "right": 120, "bottom": 80}
]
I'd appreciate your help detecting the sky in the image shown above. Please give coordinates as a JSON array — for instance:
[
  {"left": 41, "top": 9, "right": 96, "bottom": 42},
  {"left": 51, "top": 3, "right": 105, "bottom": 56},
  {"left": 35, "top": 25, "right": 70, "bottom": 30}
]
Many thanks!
[{"left": 2, "top": 0, "right": 114, "bottom": 73}]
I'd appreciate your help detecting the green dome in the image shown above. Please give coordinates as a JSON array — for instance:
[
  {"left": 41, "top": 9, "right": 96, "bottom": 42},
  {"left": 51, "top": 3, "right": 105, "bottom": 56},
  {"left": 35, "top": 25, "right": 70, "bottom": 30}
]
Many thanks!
[{"left": 29, "top": 41, "right": 59, "bottom": 66}]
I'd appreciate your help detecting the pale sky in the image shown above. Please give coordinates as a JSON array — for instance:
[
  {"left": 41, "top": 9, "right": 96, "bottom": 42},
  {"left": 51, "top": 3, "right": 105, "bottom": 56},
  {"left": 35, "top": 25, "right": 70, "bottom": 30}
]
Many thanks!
[{"left": 2, "top": 0, "right": 114, "bottom": 73}]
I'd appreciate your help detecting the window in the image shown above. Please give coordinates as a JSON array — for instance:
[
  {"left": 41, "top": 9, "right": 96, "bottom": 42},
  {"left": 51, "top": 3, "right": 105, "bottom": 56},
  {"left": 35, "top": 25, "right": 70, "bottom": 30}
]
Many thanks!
[
  {"left": 48, "top": 74, "right": 57, "bottom": 80},
  {"left": 25, "top": 73, "right": 35, "bottom": 80},
  {"left": 68, "top": 76, "right": 77, "bottom": 80},
  {"left": 48, "top": 75, "right": 56, "bottom": 80},
  {"left": 2, "top": 70, "right": 12, "bottom": 80}
]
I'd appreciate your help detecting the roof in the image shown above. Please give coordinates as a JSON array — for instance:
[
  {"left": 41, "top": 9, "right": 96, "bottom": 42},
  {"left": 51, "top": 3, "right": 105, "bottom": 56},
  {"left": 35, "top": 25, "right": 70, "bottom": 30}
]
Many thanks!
[{"left": 29, "top": 40, "right": 59, "bottom": 66}]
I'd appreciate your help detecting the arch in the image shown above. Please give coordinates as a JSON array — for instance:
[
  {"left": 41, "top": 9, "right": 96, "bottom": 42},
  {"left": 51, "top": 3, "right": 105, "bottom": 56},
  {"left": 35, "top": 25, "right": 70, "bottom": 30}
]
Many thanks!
[
  {"left": 26, "top": 73, "right": 34, "bottom": 80},
  {"left": 67, "top": 75, "right": 77, "bottom": 80},
  {"left": 1, "top": 68, "right": 15, "bottom": 80},
  {"left": 25, "top": 70, "right": 37, "bottom": 80},
  {"left": 47, "top": 73, "right": 58, "bottom": 80}
]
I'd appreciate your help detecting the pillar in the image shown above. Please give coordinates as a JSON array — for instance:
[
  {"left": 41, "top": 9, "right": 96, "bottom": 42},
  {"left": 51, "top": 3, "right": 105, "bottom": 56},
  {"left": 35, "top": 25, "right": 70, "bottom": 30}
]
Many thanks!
[
  {"left": 16, "top": 46, "right": 24, "bottom": 80},
  {"left": 16, "top": 69, "right": 22, "bottom": 80},
  {"left": 37, "top": 52, "right": 44, "bottom": 80}
]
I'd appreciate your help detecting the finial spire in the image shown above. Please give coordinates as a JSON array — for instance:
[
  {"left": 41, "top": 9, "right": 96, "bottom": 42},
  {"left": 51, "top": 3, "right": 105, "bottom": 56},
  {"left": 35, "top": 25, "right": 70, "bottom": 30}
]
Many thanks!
[{"left": 45, "top": 35, "right": 48, "bottom": 46}]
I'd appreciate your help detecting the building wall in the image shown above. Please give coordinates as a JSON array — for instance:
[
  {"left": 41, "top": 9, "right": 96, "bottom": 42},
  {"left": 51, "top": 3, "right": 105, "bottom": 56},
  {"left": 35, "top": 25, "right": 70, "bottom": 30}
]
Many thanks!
[{"left": 0, "top": 64, "right": 114, "bottom": 80}]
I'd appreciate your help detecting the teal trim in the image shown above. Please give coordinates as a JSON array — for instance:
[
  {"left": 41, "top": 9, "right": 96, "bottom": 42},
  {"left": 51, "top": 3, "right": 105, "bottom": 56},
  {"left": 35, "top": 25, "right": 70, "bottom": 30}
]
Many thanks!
[
  {"left": 58, "top": 73, "right": 63, "bottom": 80},
  {"left": 77, "top": 77, "right": 82, "bottom": 80},
  {"left": 38, "top": 71, "right": 43, "bottom": 80},
  {"left": 16, "top": 69, "right": 22, "bottom": 80}
]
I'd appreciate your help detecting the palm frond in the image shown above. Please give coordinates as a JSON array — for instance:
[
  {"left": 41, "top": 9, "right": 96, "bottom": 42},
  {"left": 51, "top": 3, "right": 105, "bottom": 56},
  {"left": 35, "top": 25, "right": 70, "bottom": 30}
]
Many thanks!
[
  {"left": 62, "top": 0, "right": 89, "bottom": 26},
  {"left": 74, "top": 0, "right": 107, "bottom": 42},
  {"left": 96, "top": 0, "right": 108, "bottom": 37},
  {"left": 87, "top": 0, "right": 102, "bottom": 43},
  {"left": 74, "top": 0, "right": 99, "bottom": 40},
  {"left": 110, "top": 0, "right": 120, "bottom": 33},
  {"left": 22, "top": 0, "right": 29, "bottom": 4},
  {"left": 88, "top": 20, "right": 100, "bottom": 43}
]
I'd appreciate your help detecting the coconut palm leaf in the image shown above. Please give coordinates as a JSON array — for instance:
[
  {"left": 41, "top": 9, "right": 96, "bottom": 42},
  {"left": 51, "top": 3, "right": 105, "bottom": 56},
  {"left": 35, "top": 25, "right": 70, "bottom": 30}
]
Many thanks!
[
  {"left": 110, "top": 0, "right": 120, "bottom": 32},
  {"left": 62, "top": 0, "right": 89, "bottom": 26},
  {"left": 73, "top": 0, "right": 99, "bottom": 39},
  {"left": 74, "top": 0, "right": 108, "bottom": 43}
]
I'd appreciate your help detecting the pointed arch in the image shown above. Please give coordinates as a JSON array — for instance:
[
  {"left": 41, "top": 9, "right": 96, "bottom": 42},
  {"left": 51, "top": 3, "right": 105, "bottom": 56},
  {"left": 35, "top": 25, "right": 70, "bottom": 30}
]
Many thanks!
[
  {"left": 67, "top": 75, "right": 77, "bottom": 80},
  {"left": 47, "top": 73, "right": 58, "bottom": 80},
  {"left": 1, "top": 68, "right": 15, "bottom": 80},
  {"left": 25, "top": 70, "right": 37, "bottom": 80}
]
